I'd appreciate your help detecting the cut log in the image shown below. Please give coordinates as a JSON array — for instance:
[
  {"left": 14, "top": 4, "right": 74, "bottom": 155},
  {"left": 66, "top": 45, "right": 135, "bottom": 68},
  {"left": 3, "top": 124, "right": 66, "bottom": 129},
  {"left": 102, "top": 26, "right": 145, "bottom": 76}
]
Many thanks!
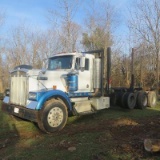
[
  {"left": 144, "top": 139, "right": 160, "bottom": 152},
  {"left": 147, "top": 91, "right": 157, "bottom": 107}
]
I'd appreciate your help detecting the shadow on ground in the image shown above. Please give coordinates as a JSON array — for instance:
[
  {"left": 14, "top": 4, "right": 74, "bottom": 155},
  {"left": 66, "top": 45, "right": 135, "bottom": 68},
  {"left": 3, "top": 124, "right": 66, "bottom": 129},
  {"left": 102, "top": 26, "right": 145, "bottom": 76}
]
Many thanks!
[{"left": 0, "top": 104, "right": 160, "bottom": 160}]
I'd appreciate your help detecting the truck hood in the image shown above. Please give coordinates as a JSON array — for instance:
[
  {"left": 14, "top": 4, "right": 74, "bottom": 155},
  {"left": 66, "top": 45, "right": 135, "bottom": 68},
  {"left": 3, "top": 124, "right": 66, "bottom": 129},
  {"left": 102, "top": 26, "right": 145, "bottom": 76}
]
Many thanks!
[
  {"left": 27, "top": 69, "right": 72, "bottom": 92},
  {"left": 11, "top": 68, "right": 73, "bottom": 92}
]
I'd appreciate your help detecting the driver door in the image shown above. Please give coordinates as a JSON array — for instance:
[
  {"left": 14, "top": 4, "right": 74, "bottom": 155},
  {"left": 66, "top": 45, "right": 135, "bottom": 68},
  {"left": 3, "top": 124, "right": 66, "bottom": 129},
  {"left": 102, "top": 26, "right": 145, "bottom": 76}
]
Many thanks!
[{"left": 75, "top": 57, "right": 93, "bottom": 92}]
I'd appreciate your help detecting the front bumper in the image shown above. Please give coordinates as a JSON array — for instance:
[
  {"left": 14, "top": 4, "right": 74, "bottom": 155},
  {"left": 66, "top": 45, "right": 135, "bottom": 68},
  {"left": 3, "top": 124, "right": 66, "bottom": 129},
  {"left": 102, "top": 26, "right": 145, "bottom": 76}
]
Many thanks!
[{"left": 1, "top": 102, "right": 39, "bottom": 122}]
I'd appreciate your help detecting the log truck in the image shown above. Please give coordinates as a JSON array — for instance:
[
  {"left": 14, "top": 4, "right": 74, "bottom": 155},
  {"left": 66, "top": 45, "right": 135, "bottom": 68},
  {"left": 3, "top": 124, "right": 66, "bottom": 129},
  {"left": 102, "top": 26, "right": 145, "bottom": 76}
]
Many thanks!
[{"left": 2, "top": 47, "right": 157, "bottom": 133}]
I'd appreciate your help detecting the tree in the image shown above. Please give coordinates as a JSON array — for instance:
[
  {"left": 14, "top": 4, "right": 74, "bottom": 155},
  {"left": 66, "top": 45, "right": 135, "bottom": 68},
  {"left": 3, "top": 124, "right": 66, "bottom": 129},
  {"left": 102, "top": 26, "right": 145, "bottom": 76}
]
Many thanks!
[
  {"left": 48, "top": 0, "right": 81, "bottom": 52},
  {"left": 82, "top": 27, "right": 111, "bottom": 50},
  {"left": 129, "top": 0, "right": 160, "bottom": 90},
  {"left": 0, "top": 11, "right": 5, "bottom": 92},
  {"left": 82, "top": 1, "right": 116, "bottom": 51},
  {"left": 6, "top": 25, "right": 31, "bottom": 68},
  {"left": 82, "top": 1, "right": 117, "bottom": 88}
]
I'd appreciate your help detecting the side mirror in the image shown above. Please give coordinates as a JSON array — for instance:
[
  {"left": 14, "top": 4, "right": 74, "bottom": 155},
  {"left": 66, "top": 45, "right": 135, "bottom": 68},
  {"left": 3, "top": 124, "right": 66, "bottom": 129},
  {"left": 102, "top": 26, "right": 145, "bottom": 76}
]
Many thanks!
[
  {"left": 41, "top": 68, "right": 46, "bottom": 74},
  {"left": 80, "top": 57, "right": 85, "bottom": 71},
  {"left": 42, "top": 58, "right": 48, "bottom": 69}
]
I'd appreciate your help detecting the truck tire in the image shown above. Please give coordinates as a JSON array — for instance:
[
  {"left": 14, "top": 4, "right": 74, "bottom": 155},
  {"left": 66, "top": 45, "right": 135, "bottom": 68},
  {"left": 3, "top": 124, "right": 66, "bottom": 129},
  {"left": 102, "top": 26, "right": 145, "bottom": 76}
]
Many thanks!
[
  {"left": 38, "top": 99, "right": 68, "bottom": 133},
  {"left": 116, "top": 92, "right": 123, "bottom": 106},
  {"left": 120, "top": 92, "right": 127, "bottom": 108},
  {"left": 124, "top": 92, "right": 136, "bottom": 109},
  {"left": 110, "top": 93, "right": 117, "bottom": 106},
  {"left": 147, "top": 91, "right": 157, "bottom": 107},
  {"left": 136, "top": 91, "right": 147, "bottom": 109}
]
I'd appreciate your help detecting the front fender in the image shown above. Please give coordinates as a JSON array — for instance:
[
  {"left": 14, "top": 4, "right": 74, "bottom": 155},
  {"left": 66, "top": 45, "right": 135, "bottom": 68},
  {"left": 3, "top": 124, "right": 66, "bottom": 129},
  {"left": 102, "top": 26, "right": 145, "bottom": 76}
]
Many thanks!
[{"left": 36, "top": 90, "right": 72, "bottom": 111}]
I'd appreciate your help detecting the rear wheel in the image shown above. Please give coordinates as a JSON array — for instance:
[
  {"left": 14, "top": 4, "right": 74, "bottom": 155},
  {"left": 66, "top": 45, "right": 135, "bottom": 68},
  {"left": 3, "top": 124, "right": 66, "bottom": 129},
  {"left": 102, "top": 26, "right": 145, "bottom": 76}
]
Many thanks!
[
  {"left": 38, "top": 99, "right": 68, "bottom": 133},
  {"left": 110, "top": 93, "right": 117, "bottom": 106},
  {"left": 136, "top": 91, "right": 147, "bottom": 109},
  {"left": 120, "top": 92, "right": 127, "bottom": 108},
  {"left": 124, "top": 92, "right": 136, "bottom": 109}
]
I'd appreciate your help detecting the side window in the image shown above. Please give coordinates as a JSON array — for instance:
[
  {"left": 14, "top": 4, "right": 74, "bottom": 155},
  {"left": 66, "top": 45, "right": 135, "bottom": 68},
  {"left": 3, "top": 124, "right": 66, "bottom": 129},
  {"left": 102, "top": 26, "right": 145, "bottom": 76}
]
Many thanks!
[
  {"left": 75, "top": 58, "right": 80, "bottom": 70},
  {"left": 85, "top": 59, "right": 89, "bottom": 70},
  {"left": 75, "top": 58, "right": 89, "bottom": 70}
]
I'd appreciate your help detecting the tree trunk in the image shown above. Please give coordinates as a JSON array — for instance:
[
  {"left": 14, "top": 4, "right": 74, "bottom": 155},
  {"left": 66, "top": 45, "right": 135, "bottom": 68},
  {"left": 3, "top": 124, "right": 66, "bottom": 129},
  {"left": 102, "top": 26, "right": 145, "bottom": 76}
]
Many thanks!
[{"left": 156, "top": 50, "right": 159, "bottom": 92}]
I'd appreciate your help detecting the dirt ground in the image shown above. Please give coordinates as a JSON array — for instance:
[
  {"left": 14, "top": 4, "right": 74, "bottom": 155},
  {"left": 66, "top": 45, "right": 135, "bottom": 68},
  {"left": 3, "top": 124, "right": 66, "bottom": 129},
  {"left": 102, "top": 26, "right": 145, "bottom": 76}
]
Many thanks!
[
  {"left": 1, "top": 114, "right": 160, "bottom": 160},
  {"left": 62, "top": 115, "right": 160, "bottom": 159}
]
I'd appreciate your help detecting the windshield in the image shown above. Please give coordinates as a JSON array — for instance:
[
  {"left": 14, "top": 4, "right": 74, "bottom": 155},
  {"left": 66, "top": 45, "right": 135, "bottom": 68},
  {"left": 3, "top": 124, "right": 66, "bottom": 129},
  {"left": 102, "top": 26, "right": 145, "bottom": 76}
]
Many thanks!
[{"left": 48, "top": 55, "right": 73, "bottom": 70}]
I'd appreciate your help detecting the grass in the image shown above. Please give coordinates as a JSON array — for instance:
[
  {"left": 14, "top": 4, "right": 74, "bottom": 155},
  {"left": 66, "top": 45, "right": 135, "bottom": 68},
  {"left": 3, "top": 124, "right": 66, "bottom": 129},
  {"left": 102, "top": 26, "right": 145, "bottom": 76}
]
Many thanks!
[{"left": 0, "top": 102, "right": 160, "bottom": 160}]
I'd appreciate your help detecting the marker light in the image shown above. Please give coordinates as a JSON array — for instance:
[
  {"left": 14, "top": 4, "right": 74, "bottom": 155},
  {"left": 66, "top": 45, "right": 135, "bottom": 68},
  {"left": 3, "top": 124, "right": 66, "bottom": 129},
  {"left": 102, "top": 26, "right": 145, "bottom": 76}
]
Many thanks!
[{"left": 53, "top": 85, "right": 57, "bottom": 90}]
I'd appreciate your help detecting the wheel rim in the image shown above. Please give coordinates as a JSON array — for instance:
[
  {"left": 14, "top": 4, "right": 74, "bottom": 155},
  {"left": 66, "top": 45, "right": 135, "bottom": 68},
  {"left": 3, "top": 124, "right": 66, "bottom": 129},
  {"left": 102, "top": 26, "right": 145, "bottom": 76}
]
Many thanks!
[
  {"left": 47, "top": 107, "right": 64, "bottom": 127},
  {"left": 143, "top": 95, "right": 147, "bottom": 106},
  {"left": 128, "top": 94, "right": 135, "bottom": 109}
]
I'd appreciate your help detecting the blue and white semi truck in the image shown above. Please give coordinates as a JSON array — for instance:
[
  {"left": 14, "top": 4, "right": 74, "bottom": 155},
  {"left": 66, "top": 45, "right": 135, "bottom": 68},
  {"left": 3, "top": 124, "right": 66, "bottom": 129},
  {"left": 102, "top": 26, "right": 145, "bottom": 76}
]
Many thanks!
[{"left": 2, "top": 48, "right": 112, "bottom": 133}]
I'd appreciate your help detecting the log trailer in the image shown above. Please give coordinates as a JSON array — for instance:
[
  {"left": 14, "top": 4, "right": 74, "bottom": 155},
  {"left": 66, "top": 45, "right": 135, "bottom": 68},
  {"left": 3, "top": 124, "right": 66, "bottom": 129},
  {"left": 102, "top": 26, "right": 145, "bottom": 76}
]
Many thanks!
[{"left": 2, "top": 47, "right": 157, "bottom": 133}]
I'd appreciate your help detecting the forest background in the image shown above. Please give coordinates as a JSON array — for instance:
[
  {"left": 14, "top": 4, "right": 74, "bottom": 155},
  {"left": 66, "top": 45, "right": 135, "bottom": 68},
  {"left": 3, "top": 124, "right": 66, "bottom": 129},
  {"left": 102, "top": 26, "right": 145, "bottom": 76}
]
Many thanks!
[{"left": 0, "top": 0, "right": 159, "bottom": 92}]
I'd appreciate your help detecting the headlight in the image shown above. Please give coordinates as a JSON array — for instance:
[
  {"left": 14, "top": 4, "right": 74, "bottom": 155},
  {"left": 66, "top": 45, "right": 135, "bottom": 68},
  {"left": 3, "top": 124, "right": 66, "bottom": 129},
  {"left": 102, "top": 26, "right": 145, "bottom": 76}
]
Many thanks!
[{"left": 28, "top": 92, "right": 37, "bottom": 101}]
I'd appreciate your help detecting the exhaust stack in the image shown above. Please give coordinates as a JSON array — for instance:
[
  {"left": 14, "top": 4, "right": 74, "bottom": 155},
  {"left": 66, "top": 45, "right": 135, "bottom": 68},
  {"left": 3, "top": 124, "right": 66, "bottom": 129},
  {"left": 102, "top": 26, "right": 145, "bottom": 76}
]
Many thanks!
[{"left": 106, "top": 47, "right": 111, "bottom": 95}]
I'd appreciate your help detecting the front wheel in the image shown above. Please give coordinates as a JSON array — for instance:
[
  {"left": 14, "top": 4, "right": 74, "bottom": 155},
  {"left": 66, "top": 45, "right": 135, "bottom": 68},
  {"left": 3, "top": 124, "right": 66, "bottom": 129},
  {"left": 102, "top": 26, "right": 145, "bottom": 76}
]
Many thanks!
[{"left": 38, "top": 99, "right": 68, "bottom": 133}]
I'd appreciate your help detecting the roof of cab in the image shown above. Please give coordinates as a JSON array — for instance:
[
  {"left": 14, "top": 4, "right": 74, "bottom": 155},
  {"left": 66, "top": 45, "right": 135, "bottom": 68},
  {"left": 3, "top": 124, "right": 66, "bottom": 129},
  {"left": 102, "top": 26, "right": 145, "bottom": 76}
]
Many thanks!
[{"left": 49, "top": 52, "right": 82, "bottom": 58}]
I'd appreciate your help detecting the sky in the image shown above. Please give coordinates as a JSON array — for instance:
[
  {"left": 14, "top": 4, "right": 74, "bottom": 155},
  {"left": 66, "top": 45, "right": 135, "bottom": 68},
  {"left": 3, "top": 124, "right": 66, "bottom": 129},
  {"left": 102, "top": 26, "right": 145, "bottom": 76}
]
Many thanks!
[
  {"left": 0, "top": 0, "right": 133, "bottom": 43},
  {"left": 1, "top": 0, "right": 52, "bottom": 31}
]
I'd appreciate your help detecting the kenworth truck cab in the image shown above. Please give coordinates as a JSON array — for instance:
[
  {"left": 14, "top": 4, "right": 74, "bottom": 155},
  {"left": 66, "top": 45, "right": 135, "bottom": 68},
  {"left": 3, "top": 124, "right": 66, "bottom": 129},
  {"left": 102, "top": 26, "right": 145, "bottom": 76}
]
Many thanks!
[{"left": 2, "top": 48, "right": 111, "bottom": 133}]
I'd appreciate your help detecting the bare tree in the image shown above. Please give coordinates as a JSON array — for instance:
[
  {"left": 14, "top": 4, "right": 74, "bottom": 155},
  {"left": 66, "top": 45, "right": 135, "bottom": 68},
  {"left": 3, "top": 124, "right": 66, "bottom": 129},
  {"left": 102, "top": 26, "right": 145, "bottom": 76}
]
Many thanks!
[
  {"left": 129, "top": 0, "right": 160, "bottom": 90},
  {"left": 0, "top": 11, "right": 5, "bottom": 92},
  {"left": 6, "top": 25, "right": 31, "bottom": 68},
  {"left": 82, "top": 1, "right": 118, "bottom": 88},
  {"left": 48, "top": 0, "right": 81, "bottom": 52},
  {"left": 82, "top": 1, "right": 116, "bottom": 51}
]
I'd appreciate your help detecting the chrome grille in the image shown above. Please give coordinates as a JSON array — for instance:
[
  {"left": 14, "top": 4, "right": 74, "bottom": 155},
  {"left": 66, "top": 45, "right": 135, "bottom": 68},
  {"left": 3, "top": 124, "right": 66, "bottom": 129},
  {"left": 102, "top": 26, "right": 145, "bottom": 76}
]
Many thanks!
[{"left": 10, "top": 71, "right": 28, "bottom": 106}]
